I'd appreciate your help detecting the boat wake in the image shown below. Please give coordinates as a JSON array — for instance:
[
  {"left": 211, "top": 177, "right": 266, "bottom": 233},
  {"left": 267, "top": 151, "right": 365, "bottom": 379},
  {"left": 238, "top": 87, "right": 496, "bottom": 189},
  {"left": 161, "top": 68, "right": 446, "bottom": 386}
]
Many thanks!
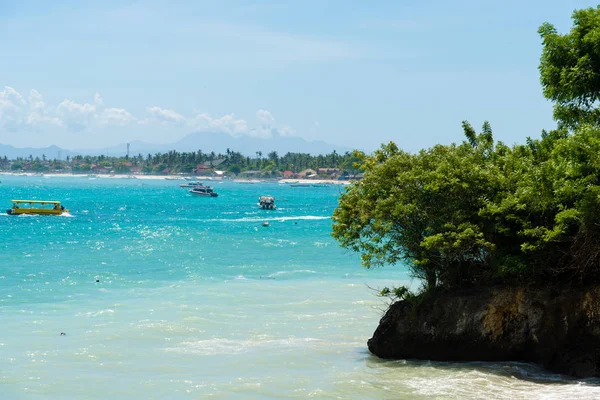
[{"left": 209, "top": 215, "right": 331, "bottom": 223}]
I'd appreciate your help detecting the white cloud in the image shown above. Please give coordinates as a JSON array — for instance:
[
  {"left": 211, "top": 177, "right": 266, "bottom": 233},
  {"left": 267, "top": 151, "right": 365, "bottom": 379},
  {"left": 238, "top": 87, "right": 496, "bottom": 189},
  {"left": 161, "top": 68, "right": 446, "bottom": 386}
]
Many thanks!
[
  {"left": 189, "top": 109, "right": 292, "bottom": 139},
  {"left": 256, "top": 109, "right": 276, "bottom": 126},
  {"left": 56, "top": 98, "right": 97, "bottom": 131},
  {"left": 143, "top": 106, "right": 187, "bottom": 125},
  {"left": 249, "top": 109, "right": 276, "bottom": 138},
  {"left": 0, "top": 87, "right": 297, "bottom": 141},
  {"left": 279, "top": 125, "right": 296, "bottom": 137},
  {"left": 0, "top": 86, "right": 25, "bottom": 106},
  {"left": 94, "top": 92, "right": 104, "bottom": 107},
  {"left": 0, "top": 86, "right": 27, "bottom": 131},
  {"left": 27, "top": 89, "right": 62, "bottom": 127},
  {"left": 190, "top": 112, "right": 248, "bottom": 136},
  {"left": 99, "top": 107, "right": 135, "bottom": 126},
  {"left": 53, "top": 93, "right": 134, "bottom": 130},
  {"left": 28, "top": 89, "right": 45, "bottom": 112}
]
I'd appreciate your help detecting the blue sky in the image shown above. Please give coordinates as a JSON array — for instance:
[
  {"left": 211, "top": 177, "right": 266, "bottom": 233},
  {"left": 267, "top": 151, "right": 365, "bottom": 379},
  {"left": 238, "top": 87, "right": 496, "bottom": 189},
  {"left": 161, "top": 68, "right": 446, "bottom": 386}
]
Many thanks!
[{"left": 0, "top": 0, "right": 597, "bottom": 153}]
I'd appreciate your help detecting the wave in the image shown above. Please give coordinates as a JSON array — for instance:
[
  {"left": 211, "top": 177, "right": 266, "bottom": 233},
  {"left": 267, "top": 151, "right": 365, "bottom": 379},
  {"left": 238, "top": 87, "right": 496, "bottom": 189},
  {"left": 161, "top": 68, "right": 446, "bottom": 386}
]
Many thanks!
[
  {"left": 166, "top": 337, "right": 323, "bottom": 356},
  {"left": 0, "top": 213, "right": 74, "bottom": 218},
  {"left": 267, "top": 269, "right": 317, "bottom": 278},
  {"left": 208, "top": 215, "right": 331, "bottom": 223},
  {"left": 76, "top": 309, "right": 115, "bottom": 317}
]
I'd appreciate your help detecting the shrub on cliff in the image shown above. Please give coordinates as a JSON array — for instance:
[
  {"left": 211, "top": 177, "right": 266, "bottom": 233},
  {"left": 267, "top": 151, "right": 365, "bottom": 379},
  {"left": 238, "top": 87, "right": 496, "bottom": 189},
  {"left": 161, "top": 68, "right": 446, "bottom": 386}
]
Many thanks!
[{"left": 332, "top": 123, "right": 600, "bottom": 290}]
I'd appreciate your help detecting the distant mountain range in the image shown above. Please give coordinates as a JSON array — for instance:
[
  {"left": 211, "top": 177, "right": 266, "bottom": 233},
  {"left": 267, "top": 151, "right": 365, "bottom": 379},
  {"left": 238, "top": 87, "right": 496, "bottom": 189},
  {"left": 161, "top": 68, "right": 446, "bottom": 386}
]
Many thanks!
[
  {"left": 0, "top": 132, "right": 353, "bottom": 159},
  {"left": 0, "top": 144, "right": 76, "bottom": 160}
]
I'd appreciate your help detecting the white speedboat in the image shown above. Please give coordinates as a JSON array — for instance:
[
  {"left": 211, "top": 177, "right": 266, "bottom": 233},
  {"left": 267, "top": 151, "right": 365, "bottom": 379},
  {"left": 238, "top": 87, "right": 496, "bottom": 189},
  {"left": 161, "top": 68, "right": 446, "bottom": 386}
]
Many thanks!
[
  {"left": 189, "top": 186, "right": 218, "bottom": 197},
  {"left": 180, "top": 181, "right": 205, "bottom": 188},
  {"left": 258, "top": 195, "right": 276, "bottom": 210}
]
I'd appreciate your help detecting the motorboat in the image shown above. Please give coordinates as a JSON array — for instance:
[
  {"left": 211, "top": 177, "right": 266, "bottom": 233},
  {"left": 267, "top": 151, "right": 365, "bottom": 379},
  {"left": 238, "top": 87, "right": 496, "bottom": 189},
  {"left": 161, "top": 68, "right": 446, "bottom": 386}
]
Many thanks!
[
  {"left": 180, "top": 181, "right": 205, "bottom": 188},
  {"left": 258, "top": 195, "right": 276, "bottom": 210},
  {"left": 189, "top": 186, "right": 218, "bottom": 197},
  {"left": 6, "top": 200, "right": 69, "bottom": 215}
]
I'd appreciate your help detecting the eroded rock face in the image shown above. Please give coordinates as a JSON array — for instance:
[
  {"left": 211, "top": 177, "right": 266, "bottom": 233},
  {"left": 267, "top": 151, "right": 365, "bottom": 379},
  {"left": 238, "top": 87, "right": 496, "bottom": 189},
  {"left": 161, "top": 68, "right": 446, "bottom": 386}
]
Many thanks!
[{"left": 367, "top": 286, "right": 600, "bottom": 377}]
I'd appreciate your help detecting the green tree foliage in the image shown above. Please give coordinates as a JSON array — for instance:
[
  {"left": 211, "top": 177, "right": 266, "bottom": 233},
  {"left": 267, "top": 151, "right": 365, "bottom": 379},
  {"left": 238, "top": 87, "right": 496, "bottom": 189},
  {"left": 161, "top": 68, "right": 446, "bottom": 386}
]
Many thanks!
[
  {"left": 0, "top": 148, "right": 361, "bottom": 176},
  {"left": 539, "top": 6, "right": 600, "bottom": 129},
  {"left": 332, "top": 122, "right": 600, "bottom": 291}
]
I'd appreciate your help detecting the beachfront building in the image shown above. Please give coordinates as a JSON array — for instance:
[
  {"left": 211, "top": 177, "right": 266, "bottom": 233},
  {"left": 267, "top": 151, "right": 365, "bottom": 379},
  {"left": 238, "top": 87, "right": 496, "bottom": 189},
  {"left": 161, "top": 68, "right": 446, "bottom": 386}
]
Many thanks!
[
  {"left": 297, "top": 168, "right": 317, "bottom": 179},
  {"left": 317, "top": 168, "right": 341, "bottom": 179}
]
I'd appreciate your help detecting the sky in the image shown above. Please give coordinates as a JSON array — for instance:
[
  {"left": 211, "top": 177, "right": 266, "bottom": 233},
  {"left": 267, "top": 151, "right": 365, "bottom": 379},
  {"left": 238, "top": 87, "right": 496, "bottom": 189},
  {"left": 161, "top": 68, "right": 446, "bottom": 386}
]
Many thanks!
[{"left": 0, "top": 0, "right": 598, "bottom": 153}]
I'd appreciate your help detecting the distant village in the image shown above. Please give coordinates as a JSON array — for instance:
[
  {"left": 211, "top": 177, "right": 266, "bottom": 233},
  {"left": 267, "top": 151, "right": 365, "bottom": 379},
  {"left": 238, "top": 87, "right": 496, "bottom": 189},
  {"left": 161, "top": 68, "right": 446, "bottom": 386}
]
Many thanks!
[{"left": 0, "top": 149, "right": 364, "bottom": 180}]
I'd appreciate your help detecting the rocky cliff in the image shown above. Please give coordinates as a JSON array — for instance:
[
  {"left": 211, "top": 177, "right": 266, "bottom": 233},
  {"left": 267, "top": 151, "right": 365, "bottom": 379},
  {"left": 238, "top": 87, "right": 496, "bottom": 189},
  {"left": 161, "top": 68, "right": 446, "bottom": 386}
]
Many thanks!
[{"left": 368, "top": 286, "right": 600, "bottom": 377}]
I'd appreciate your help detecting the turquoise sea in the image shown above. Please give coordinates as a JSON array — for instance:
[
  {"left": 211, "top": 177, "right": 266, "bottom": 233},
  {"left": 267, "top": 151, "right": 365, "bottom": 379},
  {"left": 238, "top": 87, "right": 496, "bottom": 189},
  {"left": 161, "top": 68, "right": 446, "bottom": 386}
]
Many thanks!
[{"left": 1, "top": 175, "right": 600, "bottom": 399}]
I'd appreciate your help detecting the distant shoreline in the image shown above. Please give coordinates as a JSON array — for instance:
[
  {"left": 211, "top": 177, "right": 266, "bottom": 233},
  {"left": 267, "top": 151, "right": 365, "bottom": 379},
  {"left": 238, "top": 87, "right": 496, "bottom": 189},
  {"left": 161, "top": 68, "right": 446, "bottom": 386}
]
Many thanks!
[{"left": 0, "top": 171, "right": 352, "bottom": 185}]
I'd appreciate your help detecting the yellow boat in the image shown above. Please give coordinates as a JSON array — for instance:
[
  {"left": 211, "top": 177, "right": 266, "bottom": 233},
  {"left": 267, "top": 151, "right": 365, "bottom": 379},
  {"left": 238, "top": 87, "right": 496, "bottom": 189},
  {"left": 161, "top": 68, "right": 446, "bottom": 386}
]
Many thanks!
[{"left": 6, "top": 200, "right": 69, "bottom": 216}]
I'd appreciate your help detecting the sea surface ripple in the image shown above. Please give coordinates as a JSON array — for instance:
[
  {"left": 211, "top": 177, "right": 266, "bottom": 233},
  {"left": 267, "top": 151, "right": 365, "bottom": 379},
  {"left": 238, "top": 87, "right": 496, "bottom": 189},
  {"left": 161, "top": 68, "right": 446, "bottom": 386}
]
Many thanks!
[{"left": 1, "top": 175, "right": 599, "bottom": 399}]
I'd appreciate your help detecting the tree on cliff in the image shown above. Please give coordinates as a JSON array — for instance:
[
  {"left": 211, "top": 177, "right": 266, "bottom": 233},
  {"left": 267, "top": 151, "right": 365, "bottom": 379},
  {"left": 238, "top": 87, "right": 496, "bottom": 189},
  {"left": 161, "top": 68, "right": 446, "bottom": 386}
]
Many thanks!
[
  {"left": 539, "top": 6, "right": 600, "bottom": 129},
  {"left": 332, "top": 123, "right": 511, "bottom": 290},
  {"left": 332, "top": 122, "right": 600, "bottom": 291}
]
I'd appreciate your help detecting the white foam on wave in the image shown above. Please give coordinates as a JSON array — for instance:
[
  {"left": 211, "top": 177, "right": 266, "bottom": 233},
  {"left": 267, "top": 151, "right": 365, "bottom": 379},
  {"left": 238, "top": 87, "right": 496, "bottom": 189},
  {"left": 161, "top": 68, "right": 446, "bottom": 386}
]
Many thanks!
[
  {"left": 208, "top": 215, "right": 331, "bottom": 223},
  {"left": 262, "top": 239, "right": 298, "bottom": 247},
  {"left": 267, "top": 269, "right": 317, "bottom": 278},
  {"left": 3, "top": 212, "right": 74, "bottom": 218},
  {"left": 76, "top": 309, "right": 115, "bottom": 317},
  {"left": 166, "top": 337, "right": 322, "bottom": 356},
  {"left": 396, "top": 362, "right": 600, "bottom": 400}
]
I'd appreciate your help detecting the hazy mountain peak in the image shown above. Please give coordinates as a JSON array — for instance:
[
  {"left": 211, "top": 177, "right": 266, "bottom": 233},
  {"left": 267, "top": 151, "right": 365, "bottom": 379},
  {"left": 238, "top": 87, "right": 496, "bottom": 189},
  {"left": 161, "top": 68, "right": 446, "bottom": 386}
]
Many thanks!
[{"left": 0, "top": 132, "right": 352, "bottom": 159}]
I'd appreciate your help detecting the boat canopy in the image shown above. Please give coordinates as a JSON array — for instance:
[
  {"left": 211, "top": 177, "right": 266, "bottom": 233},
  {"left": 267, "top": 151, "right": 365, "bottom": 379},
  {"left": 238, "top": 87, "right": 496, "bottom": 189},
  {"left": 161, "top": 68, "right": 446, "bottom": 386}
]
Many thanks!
[{"left": 11, "top": 200, "right": 61, "bottom": 204}]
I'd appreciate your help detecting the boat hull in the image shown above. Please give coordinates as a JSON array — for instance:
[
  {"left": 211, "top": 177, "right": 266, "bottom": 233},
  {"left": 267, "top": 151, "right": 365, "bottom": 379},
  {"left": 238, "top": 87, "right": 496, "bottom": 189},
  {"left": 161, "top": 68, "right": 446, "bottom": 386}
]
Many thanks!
[
  {"left": 7, "top": 208, "right": 68, "bottom": 216},
  {"left": 189, "top": 190, "right": 218, "bottom": 197},
  {"left": 258, "top": 195, "right": 275, "bottom": 210},
  {"left": 180, "top": 182, "right": 204, "bottom": 188}
]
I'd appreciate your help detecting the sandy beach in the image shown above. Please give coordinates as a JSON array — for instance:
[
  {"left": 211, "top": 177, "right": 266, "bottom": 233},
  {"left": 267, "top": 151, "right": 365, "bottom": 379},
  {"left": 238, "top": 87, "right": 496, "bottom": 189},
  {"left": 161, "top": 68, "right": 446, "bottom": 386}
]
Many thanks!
[
  {"left": 0, "top": 172, "right": 178, "bottom": 180},
  {"left": 0, "top": 171, "right": 352, "bottom": 184}
]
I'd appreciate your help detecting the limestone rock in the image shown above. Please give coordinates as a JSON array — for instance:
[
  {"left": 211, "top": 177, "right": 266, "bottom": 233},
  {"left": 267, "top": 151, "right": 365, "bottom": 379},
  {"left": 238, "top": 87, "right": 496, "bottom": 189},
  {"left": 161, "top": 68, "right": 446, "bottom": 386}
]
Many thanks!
[{"left": 368, "top": 286, "right": 600, "bottom": 377}]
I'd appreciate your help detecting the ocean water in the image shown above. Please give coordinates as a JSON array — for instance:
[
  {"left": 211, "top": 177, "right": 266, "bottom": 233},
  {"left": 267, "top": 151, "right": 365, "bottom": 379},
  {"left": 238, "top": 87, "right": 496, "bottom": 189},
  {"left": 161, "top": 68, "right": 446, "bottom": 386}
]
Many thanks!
[{"left": 1, "top": 175, "right": 599, "bottom": 400}]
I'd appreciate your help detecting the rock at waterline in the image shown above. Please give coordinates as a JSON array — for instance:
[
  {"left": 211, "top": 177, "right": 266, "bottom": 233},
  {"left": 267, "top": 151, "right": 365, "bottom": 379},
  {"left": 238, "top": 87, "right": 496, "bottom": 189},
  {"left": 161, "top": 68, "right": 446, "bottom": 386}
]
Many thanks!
[{"left": 368, "top": 285, "right": 600, "bottom": 378}]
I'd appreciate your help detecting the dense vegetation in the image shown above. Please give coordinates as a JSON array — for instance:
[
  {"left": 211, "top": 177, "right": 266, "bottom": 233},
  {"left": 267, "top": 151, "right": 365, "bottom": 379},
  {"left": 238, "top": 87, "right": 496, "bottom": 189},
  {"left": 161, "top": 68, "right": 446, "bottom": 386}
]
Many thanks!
[
  {"left": 332, "top": 6, "right": 600, "bottom": 293},
  {"left": 539, "top": 6, "right": 600, "bottom": 129},
  {"left": 0, "top": 149, "right": 362, "bottom": 177}
]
